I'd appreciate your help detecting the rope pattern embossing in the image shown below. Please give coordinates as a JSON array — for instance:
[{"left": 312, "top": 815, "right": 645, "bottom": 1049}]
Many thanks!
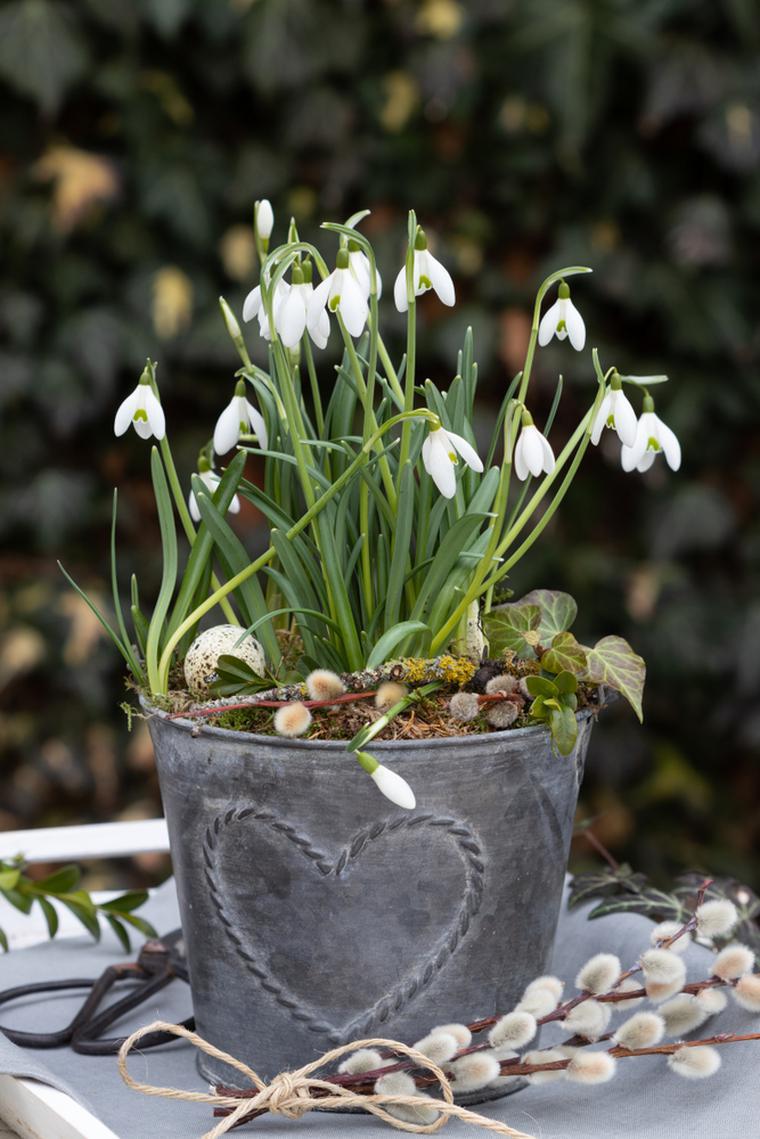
[{"left": 203, "top": 807, "right": 486, "bottom": 1042}]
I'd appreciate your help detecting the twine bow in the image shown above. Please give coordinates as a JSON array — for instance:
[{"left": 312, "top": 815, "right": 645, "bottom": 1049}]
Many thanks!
[{"left": 118, "top": 1021, "right": 536, "bottom": 1138}]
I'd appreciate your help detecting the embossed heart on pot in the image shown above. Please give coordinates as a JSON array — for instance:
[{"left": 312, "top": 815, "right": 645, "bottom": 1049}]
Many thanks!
[{"left": 202, "top": 806, "right": 486, "bottom": 1042}]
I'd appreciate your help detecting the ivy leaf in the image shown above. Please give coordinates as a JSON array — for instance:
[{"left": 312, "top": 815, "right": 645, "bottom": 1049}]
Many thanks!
[
  {"left": 583, "top": 635, "right": 646, "bottom": 721},
  {"left": 482, "top": 602, "right": 541, "bottom": 657},
  {"left": 520, "top": 589, "right": 578, "bottom": 641},
  {"left": 541, "top": 631, "right": 588, "bottom": 675}
]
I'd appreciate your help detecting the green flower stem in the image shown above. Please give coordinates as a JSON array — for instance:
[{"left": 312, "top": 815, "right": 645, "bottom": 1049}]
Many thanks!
[
  {"left": 156, "top": 410, "right": 433, "bottom": 693},
  {"left": 337, "top": 320, "right": 397, "bottom": 509},
  {"left": 396, "top": 219, "right": 418, "bottom": 478},
  {"left": 157, "top": 434, "right": 239, "bottom": 628},
  {"left": 302, "top": 336, "right": 326, "bottom": 445},
  {"left": 376, "top": 334, "right": 405, "bottom": 406},
  {"left": 348, "top": 682, "right": 442, "bottom": 752}
]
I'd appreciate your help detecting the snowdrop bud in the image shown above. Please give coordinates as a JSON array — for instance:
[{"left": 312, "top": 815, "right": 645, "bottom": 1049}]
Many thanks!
[
  {"left": 523, "top": 1049, "right": 568, "bottom": 1085},
  {"left": 488, "top": 1011, "right": 537, "bottom": 1050},
  {"left": 658, "top": 995, "right": 708, "bottom": 1037},
  {"left": 517, "top": 978, "right": 564, "bottom": 1018},
  {"left": 614, "top": 1011, "right": 665, "bottom": 1049},
  {"left": 641, "top": 949, "right": 687, "bottom": 986},
  {"left": 485, "top": 700, "right": 520, "bottom": 729},
  {"left": 696, "top": 987, "right": 728, "bottom": 1015},
  {"left": 305, "top": 669, "right": 346, "bottom": 701},
  {"left": 449, "top": 1053, "right": 501, "bottom": 1093},
  {"left": 668, "top": 1046, "right": 721, "bottom": 1080},
  {"left": 356, "top": 752, "right": 416, "bottom": 810},
  {"left": 255, "top": 199, "right": 274, "bottom": 241},
  {"left": 484, "top": 674, "right": 518, "bottom": 695},
  {"left": 273, "top": 702, "right": 312, "bottom": 738},
  {"left": 733, "top": 973, "right": 760, "bottom": 1012},
  {"left": 566, "top": 1052, "right": 616, "bottom": 1085},
  {"left": 576, "top": 953, "right": 622, "bottom": 995},
  {"left": 219, "top": 295, "right": 244, "bottom": 343},
  {"left": 613, "top": 978, "right": 645, "bottom": 1010},
  {"left": 338, "top": 1048, "right": 384, "bottom": 1074},
  {"left": 650, "top": 921, "right": 690, "bottom": 954},
  {"left": 448, "top": 692, "right": 481, "bottom": 722},
  {"left": 712, "top": 943, "right": 755, "bottom": 981},
  {"left": 695, "top": 899, "right": 738, "bottom": 940},
  {"left": 563, "top": 1000, "right": 611, "bottom": 1040},
  {"left": 431, "top": 1023, "right": 472, "bottom": 1048},
  {"left": 411, "top": 1032, "right": 459, "bottom": 1065},
  {"left": 375, "top": 681, "right": 408, "bottom": 709}
]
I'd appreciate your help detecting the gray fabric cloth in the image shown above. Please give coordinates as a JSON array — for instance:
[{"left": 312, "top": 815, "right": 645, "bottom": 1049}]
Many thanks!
[{"left": 0, "top": 879, "right": 754, "bottom": 1138}]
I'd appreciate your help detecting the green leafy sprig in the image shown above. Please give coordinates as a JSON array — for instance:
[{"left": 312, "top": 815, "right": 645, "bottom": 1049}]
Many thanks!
[{"left": 0, "top": 857, "right": 157, "bottom": 953}]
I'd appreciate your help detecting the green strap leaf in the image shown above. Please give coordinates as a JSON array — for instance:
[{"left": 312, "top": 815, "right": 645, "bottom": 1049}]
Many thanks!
[
  {"left": 145, "top": 447, "right": 179, "bottom": 693},
  {"left": 366, "top": 620, "right": 431, "bottom": 669}
]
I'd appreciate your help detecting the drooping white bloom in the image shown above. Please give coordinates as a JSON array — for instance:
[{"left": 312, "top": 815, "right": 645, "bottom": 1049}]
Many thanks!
[
  {"left": 213, "top": 381, "right": 268, "bottom": 455},
  {"left": 421, "top": 425, "right": 483, "bottom": 499},
  {"left": 590, "top": 380, "right": 637, "bottom": 448},
  {"left": 188, "top": 466, "right": 241, "bottom": 524},
  {"left": 307, "top": 249, "right": 369, "bottom": 339},
  {"left": 538, "top": 281, "right": 586, "bottom": 351},
  {"left": 349, "top": 247, "right": 382, "bottom": 300},
  {"left": 356, "top": 751, "right": 416, "bottom": 809},
  {"left": 242, "top": 277, "right": 290, "bottom": 342},
  {"left": 514, "top": 416, "right": 555, "bottom": 482},
  {"left": 275, "top": 262, "right": 330, "bottom": 349},
  {"left": 114, "top": 375, "right": 165, "bottom": 440},
  {"left": 393, "top": 229, "right": 455, "bottom": 312},
  {"left": 621, "top": 398, "right": 681, "bottom": 473},
  {"left": 255, "top": 199, "right": 274, "bottom": 241}
]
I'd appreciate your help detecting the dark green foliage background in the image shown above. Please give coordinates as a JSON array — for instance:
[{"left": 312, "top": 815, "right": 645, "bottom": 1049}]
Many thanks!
[{"left": 1, "top": 0, "right": 758, "bottom": 888}]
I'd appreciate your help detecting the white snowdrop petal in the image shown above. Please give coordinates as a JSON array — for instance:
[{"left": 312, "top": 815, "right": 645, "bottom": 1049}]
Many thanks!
[
  {"left": 539, "top": 432, "right": 556, "bottom": 474},
  {"left": 277, "top": 287, "right": 307, "bottom": 348},
  {"left": 576, "top": 953, "right": 622, "bottom": 996},
  {"left": 448, "top": 431, "right": 484, "bottom": 473},
  {"left": 620, "top": 443, "right": 638, "bottom": 473},
  {"left": 213, "top": 399, "right": 243, "bottom": 456},
  {"left": 256, "top": 199, "right": 274, "bottom": 239},
  {"left": 658, "top": 995, "right": 708, "bottom": 1037},
  {"left": 338, "top": 1048, "right": 384, "bottom": 1075},
  {"left": 133, "top": 414, "right": 154, "bottom": 439},
  {"left": 114, "top": 388, "right": 140, "bottom": 436},
  {"left": 655, "top": 415, "right": 681, "bottom": 471},
  {"left": 712, "top": 943, "right": 755, "bottom": 981},
  {"left": 370, "top": 765, "right": 415, "bottom": 809},
  {"left": 143, "top": 387, "right": 165, "bottom": 439},
  {"left": 614, "top": 1011, "right": 665, "bottom": 1049},
  {"left": 242, "top": 286, "right": 261, "bottom": 323},
  {"left": 393, "top": 266, "right": 409, "bottom": 313},
  {"left": 246, "top": 402, "right": 268, "bottom": 451},
  {"left": 449, "top": 1053, "right": 500, "bottom": 1093},
  {"left": 488, "top": 1011, "right": 537, "bottom": 1050},
  {"left": 426, "top": 252, "right": 455, "bottom": 306},
  {"left": 188, "top": 490, "right": 201, "bottom": 523},
  {"left": 514, "top": 434, "right": 530, "bottom": 482},
  {"left": 613, "top": 391, "right": 638, "bottom": 448},
  {"left": 668, "top": 1046, "right": 721, "bottom": 1080},
  {"left": 566, "top": 1052, "right": 616, "bottom": 1085},
  {"left": 228, "top": 492, "right": 241, "bottom": 515},
  {"left": 538, "top": 300, "right": 560, "bottom": 346},
  {"left": 564, "top": 300, "right": 586, "bottom": 350},
  {"left": 522, "top": 426, "right": 545, "bottom": 478},
  {"left": 696, "top": 899, "right": 738, "bottom": 940},
  {"left": 590, "top": 393, "right": 611, "bottom": 446},
  {"left": 425, "top": 433, "right": 457, "bottom": 499},
  {"left": 339, "top": 276, "right": 369, "bottom": 338}
]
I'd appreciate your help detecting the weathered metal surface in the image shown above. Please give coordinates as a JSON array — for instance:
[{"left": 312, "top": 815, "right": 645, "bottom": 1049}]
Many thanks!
[{"left": 146, "top": 707, "right": 592, "bottom": 1101}]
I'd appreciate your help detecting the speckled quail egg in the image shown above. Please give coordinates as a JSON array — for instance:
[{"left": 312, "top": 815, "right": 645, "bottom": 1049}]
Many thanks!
[{"left": 183, "top": 624, "right": 266, "bottom": 697}]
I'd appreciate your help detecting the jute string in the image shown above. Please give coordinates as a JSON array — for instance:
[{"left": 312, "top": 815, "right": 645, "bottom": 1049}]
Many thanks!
[{"left": 118, "top": 1021, "right": 536, "bottom": 1138}]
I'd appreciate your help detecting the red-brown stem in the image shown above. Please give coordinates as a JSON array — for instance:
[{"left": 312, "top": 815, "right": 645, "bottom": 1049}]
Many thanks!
[{"left": 169, "top": 690, "right": 379, "bottom": 719}]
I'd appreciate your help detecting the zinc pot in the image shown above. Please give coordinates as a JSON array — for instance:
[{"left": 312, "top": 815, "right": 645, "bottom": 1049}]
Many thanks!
[{"left": 145, "top": 704, "right": 593, "bottom": 1102}]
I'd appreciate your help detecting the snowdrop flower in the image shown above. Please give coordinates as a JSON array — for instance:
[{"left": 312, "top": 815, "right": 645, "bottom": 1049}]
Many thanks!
[
  {"left": 538, "top": 281, "right": 586, "bottom": 351},
  {"left": 114, "top": 370, "right": 165, "bottom": 440},
  {"left": 348, "top": 242, "right": 382, "bottom": 300},
  {"left": 591, "top": 373, "right": 637, "bottom": 448},
  {"left": 188, "top": 459, "right": 241, "bottom": 524},
  {"left": 276, "top": 261, "right": 329, "bottom": 349},
  {"left": 242, "top": 272, "right": 291, "bottom": 342},
  {"left": 213, "top": 380, "right": 268, "bottom": 456},
  {"left": 514, "top": 412, "right": 555, "bottom": 481},
  {"left": 307, "top": 248, "right": 369, "bottom": 339},
  {"left": 356, "top": 751, "right": 415, "bottom": 809},
  {"left": 421, "top": 424, "right": 483, "bottom": 499},
  {"left": 255, "top": 199, "right": 274, "bottom": 244},
  {"left": 621, "top": 396, "right": 681, "bottom": 473},
  {"left": 393, "top": 228, "right": 455, "bottom": 312}
]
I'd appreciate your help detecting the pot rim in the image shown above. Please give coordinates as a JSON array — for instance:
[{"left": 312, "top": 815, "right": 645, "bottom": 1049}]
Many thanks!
[{"left": 140, "top": 695, "right": 596, "bottom": 753}]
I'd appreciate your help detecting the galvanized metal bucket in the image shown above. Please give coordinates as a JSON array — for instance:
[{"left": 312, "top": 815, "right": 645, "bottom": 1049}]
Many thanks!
[{"left": 146, "top": 706, "right": 592, "bottom": 1102}]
